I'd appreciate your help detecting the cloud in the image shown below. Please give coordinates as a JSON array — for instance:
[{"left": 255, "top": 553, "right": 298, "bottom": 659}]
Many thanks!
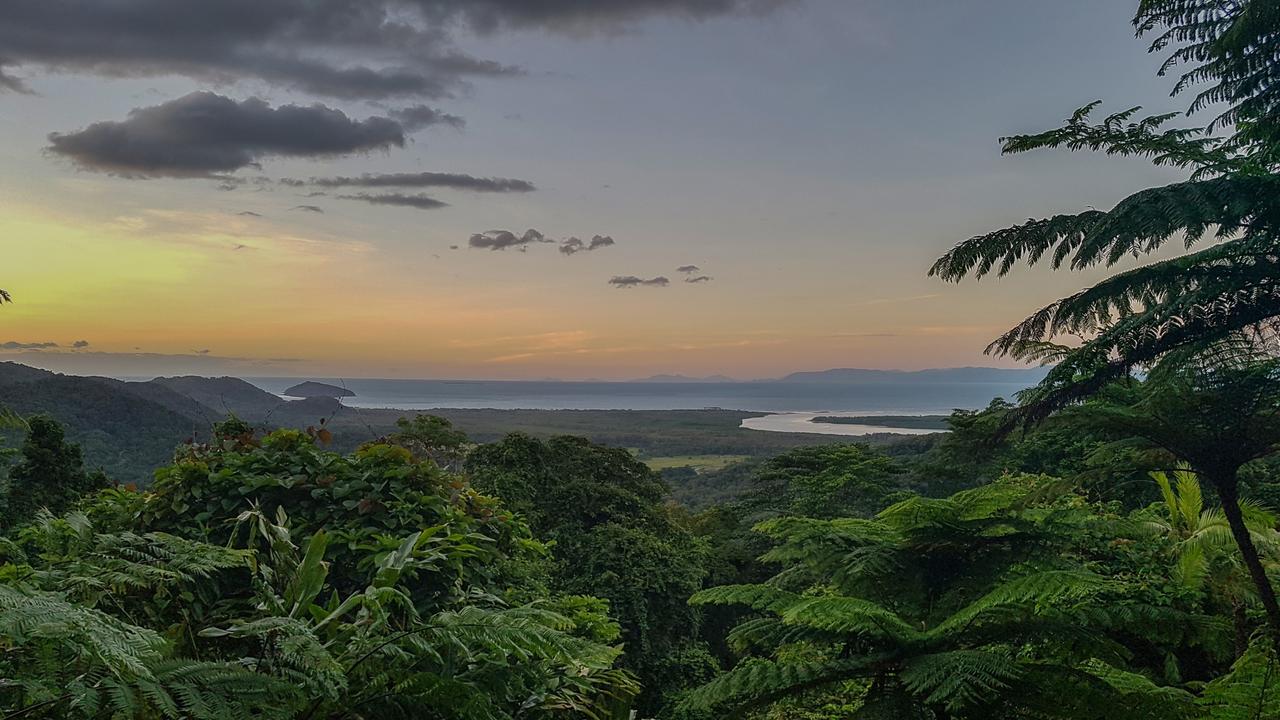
[
  {"left": 303, "top": 171, "right": 535, "bottom": 193},
  {"left": 469, "top": 229, "right": 551, "bottom": 251},
  {"left": 608, "top": 275, "right": 669, "bottom": 288},
  {"left": 389, "top": 105, "right": 466, "bottom": 130},
  {"left": 677, "top": 265, "right": 700, "bottom": 274},
  {"left": 72, "top": 340, "right": 90, "bottom": 348},
  {"left": 338, "top": 192, "right": 449, "bottom": 210},
  {"left": 292, "top": 205, "right": 325, "bottom": 213},
  {"left": 685, "top": 275, "right": 712, "bottom": 283},
  {"left": 47, "top": 92, "right": 407, "bottom": 178},
  {"left": 237, "top": 210, "right": 262, "bottom": 217},
  {"left": 559, "top": 235, "right": 615, "bottom": 255},
  {"left": 0, "top": 1, "right": 784, "bottom": 99},
  {"left": 2, "top": 341, "right": 59, "bottom": 349},
  {"left": 442, "top": 0, "right": 791, "bottom": 33}
]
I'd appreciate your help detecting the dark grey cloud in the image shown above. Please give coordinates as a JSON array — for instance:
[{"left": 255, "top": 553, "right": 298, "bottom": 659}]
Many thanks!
[
  {"left": 0, "top": 1, "right": 782, "bottom": 99},
  {"left": 677, "top": 265, "right": 700, "bottom": 273},
  {"left": 389, "top": 105, "right": 466, "bottom": 130},
  {"left": 338, "top": 192, "right": 449, "bottom": 210},
  {"left": 2, "top": 341, "right": 59, "bottom": 349},
  {"left": 469, "top": 229, "right": 551, "bottom": 251},
  {"left": 608, "top": 275, "right": 669, "bottom": 288},
  {"left": 72, "top": 340, "right": 90, "bottom": 348},
  {"left": 302, "top": 171, "right": 535, "bottom": 193},
  {"left": 439, "top": 0, "right": 790, "bottom": 32},
  {"left": 47, "top": 92, "right": 406, "bottom": 178},
  {"left": 685, "top": 275, "right": 712, "bottom": 283},
  {"left": 559, "top": 235, "right": 615, "bottom": 255},
  {"left": 237, "top": 210, "right": 262, "bottom": 217},
  {"left": 292, "top": 205, "right": 325, "bottom": 213}
]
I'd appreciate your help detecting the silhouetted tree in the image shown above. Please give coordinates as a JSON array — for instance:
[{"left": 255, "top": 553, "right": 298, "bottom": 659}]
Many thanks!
[{"left": 4, "top": 416, "right": 106, "bottom": 526}]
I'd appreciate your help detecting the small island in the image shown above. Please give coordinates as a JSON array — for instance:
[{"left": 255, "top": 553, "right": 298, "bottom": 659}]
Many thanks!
[
  {"left": 281, "top": 381, "right": 356, "bottom": 399},
  {"left": 811, "top": 415, "right": 950, "bottom": 430}
]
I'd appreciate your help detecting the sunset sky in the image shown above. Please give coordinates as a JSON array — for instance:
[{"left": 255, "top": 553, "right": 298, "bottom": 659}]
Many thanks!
[{"left": 2, "top": 0, "right": 1191, "bottom": 380}]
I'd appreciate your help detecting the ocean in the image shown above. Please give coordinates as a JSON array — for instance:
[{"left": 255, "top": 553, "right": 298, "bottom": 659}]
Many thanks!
[{"left": 243, "top": 377, "right": 1035, "bottom": 414}]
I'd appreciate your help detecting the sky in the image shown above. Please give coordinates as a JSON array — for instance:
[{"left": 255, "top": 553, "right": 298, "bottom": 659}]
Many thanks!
[{"left": 0, "top": 0, "right": 1197, "bottom": 380}]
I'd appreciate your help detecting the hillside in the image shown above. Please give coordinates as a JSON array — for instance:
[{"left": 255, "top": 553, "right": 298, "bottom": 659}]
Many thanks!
[
  {"left": 151, "top": 375, "right": 288, "bottom": 421},
  {"left": 0, "top": 372, "right": 199, "bottom": 484}
]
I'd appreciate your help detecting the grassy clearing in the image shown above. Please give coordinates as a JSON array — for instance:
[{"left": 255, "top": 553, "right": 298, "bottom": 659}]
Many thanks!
[{"left": 643, "top": 454, "right": 750, "bottom": 472}]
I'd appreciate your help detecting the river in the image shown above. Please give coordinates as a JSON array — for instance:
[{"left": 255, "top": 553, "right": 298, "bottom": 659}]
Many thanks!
[{"left": 741, "top": 412, "right": 946, "bottom": 436}]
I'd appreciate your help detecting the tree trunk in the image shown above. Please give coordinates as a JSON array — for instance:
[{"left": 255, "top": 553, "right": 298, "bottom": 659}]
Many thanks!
[
  {"left": 1213, "top": 472, "right": 1280, "bottom": 655},
  {"left": 1234, "top": 598, "right": 1252, "bottom": 658}
]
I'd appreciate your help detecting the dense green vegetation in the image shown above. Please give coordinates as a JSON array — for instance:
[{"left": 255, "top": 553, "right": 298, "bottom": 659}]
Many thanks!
[{"left": 4, "top": 392, "right": 1280, "bottom": 718}]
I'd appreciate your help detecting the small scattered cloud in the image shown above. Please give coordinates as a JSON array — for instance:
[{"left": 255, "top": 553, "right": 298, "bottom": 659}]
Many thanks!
[
  {"left": 2, "top": 341, "right": 58, "bottom": 349},
  {"left": 47, "top": 92, "right": 407, "bottom": 178},
  {"left": 237, "top": 210, "right": 262, "bottom": 217},
  {"left": 676, "top": 265, "right": 712, "bottom": 283},
  {"left": 291, "top": 205, "right": 324, "bottom": 213},
  {"left": 301, "top": 171, "right": 535, "bottom": 193},
  {"left": 194, "top": 348, "right": 211, "bottom": 355},
  {"left": 608, "top": 275, "right": 669, "bottom": 288},
  {"left": 559, "top": 235, "right": 615, "bottom": 255},
  {"left": 389, "top": 104, "right": 466, "bottom": 130},
  {"left": 338, "top": 192, "right": 449, "bottom": 210},
  {"left": 72, "top": 340, "right": 90, "bottom": 348},
  {"left": 469, "top": 228, "right": 551, "bottom": 251}
]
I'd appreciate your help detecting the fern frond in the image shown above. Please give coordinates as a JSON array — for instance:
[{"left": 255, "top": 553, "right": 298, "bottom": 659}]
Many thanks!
[{"left": 899, "top": 649, "right": 1023, "bottom": 712}]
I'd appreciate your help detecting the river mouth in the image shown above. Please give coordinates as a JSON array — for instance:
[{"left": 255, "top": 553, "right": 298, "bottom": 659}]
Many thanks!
[{"left": 740, "top": 412, "right": 947, "bottom": 436}]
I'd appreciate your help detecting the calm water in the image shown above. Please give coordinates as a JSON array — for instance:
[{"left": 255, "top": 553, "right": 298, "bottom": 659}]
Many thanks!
[
  {"left": 244, "top": 377, "right": 1031, "bottom": 414},
  {"left": 740, "top": 412, "right": 946, "bottom": 436}
]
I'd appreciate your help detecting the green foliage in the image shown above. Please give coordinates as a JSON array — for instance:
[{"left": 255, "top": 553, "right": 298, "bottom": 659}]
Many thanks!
[
  {"left": 4, "top": 415, "right": 109, "bottom": 528},
  {"left": 0, "top": 424, "right": 640, "bottom": 719},
  {"left": 383, "top": 413, "right": 472, "bottom": 470},
  {"left": 467, "top": 433, "right": 709, "bottom": 716},
  {"left": 685, "top": 475, "right": 1227, "bottom": 718},
  {"left": 1199, "top": 639, "right": 1280, "bottom": 720},
  {"left": 740, "top": 444, "right": 904, "bottom": 520}
]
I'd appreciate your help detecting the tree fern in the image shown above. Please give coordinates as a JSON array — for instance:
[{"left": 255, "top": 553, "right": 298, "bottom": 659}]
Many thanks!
[
  {"left": 685, "top": 476, "right": 1211, "bottom": 718},
  {"left": 899, "top": 649, "right": 1024, "bottom": 712}
]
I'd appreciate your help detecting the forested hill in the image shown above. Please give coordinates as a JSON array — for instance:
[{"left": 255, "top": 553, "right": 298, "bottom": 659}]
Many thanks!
[
  {"left": 0, "top": 363, "right": 307, "bottom": 483},
  {"left": 0, "top": 364, "right": 200, "bottom": 483}
]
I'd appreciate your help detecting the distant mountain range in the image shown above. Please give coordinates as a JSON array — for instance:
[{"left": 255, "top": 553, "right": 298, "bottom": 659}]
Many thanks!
[
  {"left": 629, "top": 374, "right": 737, "bottom": 383},
  {"left": 775, "top": 367, "right": 1051, "bottom": 384},
  {"left": 628, "top": 368, "right": 1047, "bottom": 384}
]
